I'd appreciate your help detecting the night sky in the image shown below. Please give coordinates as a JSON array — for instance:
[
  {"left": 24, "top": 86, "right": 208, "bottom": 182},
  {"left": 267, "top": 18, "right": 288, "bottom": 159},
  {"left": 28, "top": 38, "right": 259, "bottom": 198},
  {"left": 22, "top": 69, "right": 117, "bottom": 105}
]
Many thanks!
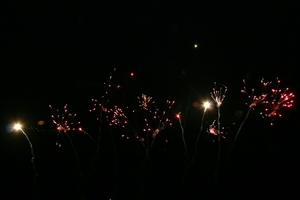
[{"left": 1, "top": 2, "right": 299, "bottom": 200}]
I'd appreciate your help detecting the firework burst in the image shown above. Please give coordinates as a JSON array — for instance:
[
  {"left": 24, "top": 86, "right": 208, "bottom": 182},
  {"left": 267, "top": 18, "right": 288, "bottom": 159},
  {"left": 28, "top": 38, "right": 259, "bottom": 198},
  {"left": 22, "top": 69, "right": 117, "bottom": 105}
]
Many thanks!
[
  {"left": 207, "top": 120, "right": 226, "bottom": 140},
  {"left": 228, "top": 78, "right": 272, "bottom": 159},
  {"left": 210, "top": 82, "right": 227, "bottom": 190},
  {"left": 108, "top": 105, "right": 138, "bottom": 139},
  {"left": 262, "top": 78, "right": 294, "bottom": 119},
  {"left": 150, "top": 100, "right": 174, "bottom": 139},
  {"left": 241, "top": 78, "right": 271, "bottom": 108},
  {"left": 89, "top": 68, "right": 121, "bottom": 115},
  {"left": 49, "top": 104, "right": 81, "bottom": 133},
  {"left": 211, "top": 82, "right": 227, "bottom": 108},
  {"left": 88, "top": 68, "right": 122, "bottom": 179},
  {"left": 49, "top": 104, "right": 82, "bottom": 189},
  {"left": 137, "top": 94, "right": 155, "bottom": 112},
  {"left": 109, "top": 97, "right": 175, "bottom": 145},
  {"left": 49, "top": 104, "right": 81, "bottom": 147}
]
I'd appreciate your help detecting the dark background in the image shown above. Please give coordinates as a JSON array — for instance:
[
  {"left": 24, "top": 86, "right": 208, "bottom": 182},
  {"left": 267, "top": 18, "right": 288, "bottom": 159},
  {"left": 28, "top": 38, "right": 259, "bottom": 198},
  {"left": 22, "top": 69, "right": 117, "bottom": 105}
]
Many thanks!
[{"left": 1, "top": 2, "right": 299, "bottom": 199}]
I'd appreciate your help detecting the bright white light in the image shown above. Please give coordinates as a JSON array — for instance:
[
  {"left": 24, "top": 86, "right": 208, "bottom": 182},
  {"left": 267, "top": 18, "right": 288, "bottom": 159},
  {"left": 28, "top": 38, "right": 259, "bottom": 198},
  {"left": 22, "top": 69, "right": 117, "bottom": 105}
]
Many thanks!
[
  {"left": 14, "top": 123, "right": 22, "bottom": 130},
  {"left": 194, "top": 44, "right": 198, "bottom": 48},
  {"left": 203, "top": 101, "right": 210, "bottom": 111}
]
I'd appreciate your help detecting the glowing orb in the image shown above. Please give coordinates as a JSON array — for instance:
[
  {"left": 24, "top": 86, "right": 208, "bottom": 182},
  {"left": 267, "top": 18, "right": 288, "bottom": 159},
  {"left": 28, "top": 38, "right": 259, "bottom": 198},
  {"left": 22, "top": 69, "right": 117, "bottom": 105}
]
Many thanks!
[
  {"left": 203, "top": 102, "right": 211, "bottom": 110},
  {"left": 37, "top": 120, "right": 45, "bottom": 125},
  {"left": 192, "top": 102, "right": 199, "bottom": 108},
  {"left": 6, "top": 124, "right": 14, "bottom": 133},
  {"left": 14, "top": 123, "right": 22, "bottom": 130},
  {"left": 194, "top": 44, "right": 198, "bottom": 48}
]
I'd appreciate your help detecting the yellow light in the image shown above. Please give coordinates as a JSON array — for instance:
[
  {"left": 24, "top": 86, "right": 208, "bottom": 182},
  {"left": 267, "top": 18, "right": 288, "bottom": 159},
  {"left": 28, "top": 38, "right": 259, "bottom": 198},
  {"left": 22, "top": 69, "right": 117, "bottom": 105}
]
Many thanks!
[
  {"left": 194, "top": 44, "right": 198, "bottom": 48},
  {"left": 203, "top": 101, "right": 210, "bottom": 111},
  {"left": 14, "top": 123, "right": 22, "bottom": 130}
]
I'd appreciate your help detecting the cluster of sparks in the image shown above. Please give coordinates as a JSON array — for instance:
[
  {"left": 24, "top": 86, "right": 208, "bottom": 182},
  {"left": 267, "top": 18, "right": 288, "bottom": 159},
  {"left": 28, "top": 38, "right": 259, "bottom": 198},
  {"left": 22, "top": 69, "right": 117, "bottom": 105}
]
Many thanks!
[
  {"left": 89, "top": 68, "right": 121, "bottom": 115},
  {"left": 207, "top": 120, "right": 225, "bottom": 139},
  {"left": 241, "top": 78, "right": 270, "bottom": 108},
  {"left": 263, "top": 78, "right": 294, "bottom": 118},
  {"left": 109, "top": 106, "right": 128, "bottom": 128},
  {"left": 138, "top": 94, "right": 155, "bottom": 111},
  {"left": 211, "top": 82, "right": 227, "bottom": 107},
  {"left": 241, "top": 78, "right": 294, "bottom": 120},
  {"left": 89, "top": 99, "right": 108, "bottom": 113},
  {"left": 147, "top": 100, "right": 175, "bottom": 138},
  {"left": 49, "top": 104, "right": 81, "bottom": 134},
  {"left": 108, "top": 95, "right": 175, "bottom": 142}
]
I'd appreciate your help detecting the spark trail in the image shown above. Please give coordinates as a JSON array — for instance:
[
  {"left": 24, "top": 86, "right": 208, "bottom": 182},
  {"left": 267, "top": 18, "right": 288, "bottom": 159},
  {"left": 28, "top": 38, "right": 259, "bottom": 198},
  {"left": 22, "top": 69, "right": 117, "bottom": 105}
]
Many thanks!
[
  {"left": 228, "top": 78, "right": 271, "bottom": 159},
  {"left": 13, "top": 124, "right": 38, "bottom": 199},
  {"left": 49, "top": 104, "right": 83, "bottom": 197},
  {"left": 190, "top": 101, "right": 210, "bottom": 166},
  {"left": 210, "top": 82, "right": 227, "bottom": 195}
]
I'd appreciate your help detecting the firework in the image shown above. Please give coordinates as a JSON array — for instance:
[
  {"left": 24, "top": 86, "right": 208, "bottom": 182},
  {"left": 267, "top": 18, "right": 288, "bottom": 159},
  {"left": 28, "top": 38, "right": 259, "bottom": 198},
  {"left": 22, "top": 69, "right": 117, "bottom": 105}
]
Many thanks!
[
  {"left": 49, "top": 104, "right": 81, "bottom": 147},
  {"left": 107, "top": 95, "right": 175, "bottom": 166},
  {"left": 13, "top": 123, "right": 38, "bottom": 197},
  {"left": 177, "top": 112, "right": 188, "bottom": 161},
  {"left": 137, "top": 94, "right": 155, "bottom": 112},
  {"left": 228, "top": 78, "right": 272, "bottom": 159},
  {"left": 88, "top": 68, "right": 122, "bottom": 178},
  {"left": 49, "top": 104, "right": 81, "bottom": 133},
  {"left": 241, "top": 78, "right": 271, "bottom": 108},
  {"left": 190, "top": 101, "right": 211, "bottom": 165},
  {"left": 109, "top": 106, "right": 128, "bottom": 127},
  {"left": 108, "top": 105, "right": 138, "bottom": 138},
  {"left": 262, "top": 78, "right": 294, "bottom": 119},
  {"left": 210, "top": 82, "right": 227, "bottom": 190},
  {"left": 207, "top": 120, "right": 226, "bottom": 140},
  {"left": 78, "top": 128, "right": 97, "bottom": 145},
  {"left": 49, "top": 104, "right": 82, "bottom": 184},
  {"left": 210, "top": 82, "right": 227, "bottom": 140},
  {"left": 211, "top": 82, "right": 227, "bottom": 108},
  {"left": 109, "top": 97, "right": 175, "bottom": 147},
  {"left": 177, "top": 113, "right": 187, "bottom": 159},
  {"left": 89, "top": 68, "right": 121, "bottom": 114},
  {"left": 89, "top": 99, "right": 108, "bottom": 113},
  {"left": 150, "top": 100, "right": 174, "bottom": 139}
]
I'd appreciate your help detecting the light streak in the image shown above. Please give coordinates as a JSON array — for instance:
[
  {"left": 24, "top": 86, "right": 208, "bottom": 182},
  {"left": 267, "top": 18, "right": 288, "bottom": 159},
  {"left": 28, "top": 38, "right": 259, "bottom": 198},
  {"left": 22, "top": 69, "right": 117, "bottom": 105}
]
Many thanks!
[
  {"left": 49, "top": 104, "right": 82, "bottom": 181},
  {"left": 210, "top": 82, "right": 226, "bottom": 189},
  {"left": 177, "top": 112, "right": 188, "bottom": 157},
  {"left": 13, "top": 123, "right": 38, "bottom": 196},
  {"left": 190, "top": 100, "right": 211, "bottom": 166},
  {"left": 228, "top": 78, "right": 271, "bottom": 159}
]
